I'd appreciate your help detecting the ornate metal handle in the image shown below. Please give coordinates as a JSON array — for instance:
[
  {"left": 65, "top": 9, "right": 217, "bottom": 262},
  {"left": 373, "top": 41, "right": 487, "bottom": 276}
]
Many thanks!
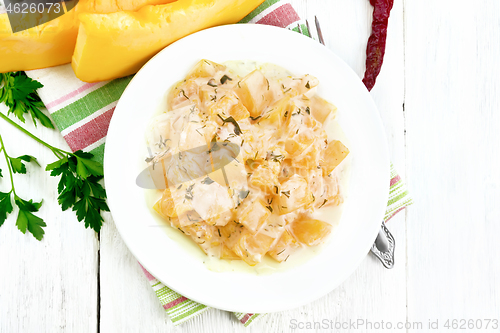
[{"left": 370, "top": 222, "right": 395, "bottom": 269}]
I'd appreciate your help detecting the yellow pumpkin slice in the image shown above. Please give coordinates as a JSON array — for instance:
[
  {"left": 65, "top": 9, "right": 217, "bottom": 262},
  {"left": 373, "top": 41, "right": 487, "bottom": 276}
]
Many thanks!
[
  {"left": 72, "top": 0, "right": 265, "bottom": 82},
  {"left": 0, "top": 11, "right": 78, "bottom": 72},
  {"left": 0, "top": 0, "right": 177, "bottom": 73}
]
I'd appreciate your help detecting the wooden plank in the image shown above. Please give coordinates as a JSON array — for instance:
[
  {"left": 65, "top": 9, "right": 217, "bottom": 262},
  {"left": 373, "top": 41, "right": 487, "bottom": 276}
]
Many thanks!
[
  {"left": 0, "top": 110, "right": 98, "bottom": 332},
  {"left": 98, "top": 1, "right": 408, "bottom": 332},
  {"left": 405, "top": 0, "right": 500, "bottom": 331}
]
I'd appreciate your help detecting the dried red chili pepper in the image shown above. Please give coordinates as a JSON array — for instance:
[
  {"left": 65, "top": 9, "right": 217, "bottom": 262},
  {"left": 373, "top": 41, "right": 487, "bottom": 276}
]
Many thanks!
[{"left": 362, "top": 0, "right": 394, "bottom": 91}]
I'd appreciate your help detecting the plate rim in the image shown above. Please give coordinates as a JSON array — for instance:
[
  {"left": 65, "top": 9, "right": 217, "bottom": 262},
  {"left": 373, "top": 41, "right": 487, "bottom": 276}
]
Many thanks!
[{"left": 104, "top": 23, "right": 390, "bottom": 313}]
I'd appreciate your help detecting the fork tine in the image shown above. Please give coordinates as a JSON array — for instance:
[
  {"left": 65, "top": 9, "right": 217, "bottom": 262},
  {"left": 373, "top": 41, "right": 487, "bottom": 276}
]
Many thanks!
[
  {"left": 296, "top": 23, "right": 302, "bottom": 34},
  {"left": 315, "top": 15, "right": 325, "bottom": 45},
  {"left": 305, "top": 19, "right": 311, "bottom": 38}
]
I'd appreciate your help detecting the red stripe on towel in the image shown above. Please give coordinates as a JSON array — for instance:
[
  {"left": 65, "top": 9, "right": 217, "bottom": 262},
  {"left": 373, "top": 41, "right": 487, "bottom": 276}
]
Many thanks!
[
  {"left": 256, "top": 3, "right": 300, "bottom": 28},
  {"left": 63, "top": 107, "right": 115, "bottom": 152},
  {"left": 45, "top": 82, "right": 99, "bottom": 110},
  {"left": 390, "top": 174, "right": 401, "bottom": 187},
  {"left": 163, "top": 296, "right": 188, "bottom": 309}
]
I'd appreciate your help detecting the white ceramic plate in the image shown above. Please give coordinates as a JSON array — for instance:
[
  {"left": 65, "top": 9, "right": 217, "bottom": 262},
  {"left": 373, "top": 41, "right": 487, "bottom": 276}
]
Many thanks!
[{"left": 104, "top": 24, "right": 389, "bottom": 313}]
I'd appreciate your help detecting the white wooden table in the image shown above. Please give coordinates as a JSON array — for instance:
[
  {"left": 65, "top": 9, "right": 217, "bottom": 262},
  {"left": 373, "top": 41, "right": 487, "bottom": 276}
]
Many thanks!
[{"left": 1, "top": 0, "right": 500, "bottom": 332}]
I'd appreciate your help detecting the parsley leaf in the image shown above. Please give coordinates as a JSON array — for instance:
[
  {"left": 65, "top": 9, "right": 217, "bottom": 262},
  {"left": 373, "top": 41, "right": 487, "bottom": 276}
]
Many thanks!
[
  {"left": 74, "top": 150, "right": 103, "bottom": 179},
  {"left": 14, "top": 195, "right": 46, "bottom": 240},
  {"left": 9, "top": 154, "right": 40, "bottom": 174},
  {"left": 0, "top": 73, "right": 109, "bottom": 239},
  {"left": 0, "top": 191, "right": 14, "bottom": 227},
  {"left": 0, "top": 133, "right": 45, "bottom": 239},
  {"left": 0, "top": 72, "right": 54, "bottom": 128},
  {"left": 11, "top": 74, "right": 43, "bottom": 101},
  {"left": 16, "top": 210, "right": 46, "bottom": 241},
  {"left": 46, "top": 152, "right": 109, "bottom": 232}
]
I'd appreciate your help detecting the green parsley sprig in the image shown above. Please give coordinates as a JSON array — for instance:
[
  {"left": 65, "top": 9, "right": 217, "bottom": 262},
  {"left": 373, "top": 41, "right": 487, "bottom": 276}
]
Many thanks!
[
  {"left": 0, "top": 134, "right": 46, "bottom": 240},
  {"left": 0, "top": 72, "right": 54, "bottom": 129},
  {"left": 0, "top": 72, "right": 109, "bottom": 240}
]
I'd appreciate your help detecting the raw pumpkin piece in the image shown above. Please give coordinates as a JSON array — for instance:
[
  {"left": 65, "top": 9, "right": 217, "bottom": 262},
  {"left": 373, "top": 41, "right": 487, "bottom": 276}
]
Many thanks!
[
  {"left": 0, "top": 11, "right": 78, "bottom": 72},
  {"left": 78, "top": 0, "right": 178, "bottom": 14},
  {"left": 268, "top": 229, "right": 299, "bottom": 262},
  {"left": 236, "top": 199, "right": 271, "bottom": 233},
  {"left": 0, "top": 0, "right": 177, "bottom": 73},
  {"left": 277, "top": 174, "right": 314, "bottom": 214},
  {"left": 290, "top": 218, "right": 332, "bottom": 246},
  {"left": 234, "top": 70, "right": 274, "bottom": 118},
  {"left": 72, "top": 0, "right": 265, "bottom": 82},
  {"left": 320, "top": 140, "right": 349, "bottom": 175}
]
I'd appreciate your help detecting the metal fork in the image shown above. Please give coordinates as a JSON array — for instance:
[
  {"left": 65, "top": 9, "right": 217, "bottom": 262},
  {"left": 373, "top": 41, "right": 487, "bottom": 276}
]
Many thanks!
[
  {"left": 296, "top": 16, "right": 396, "bottom": 269},
  {"left": 294, "top": 16, "right": 325, "bottom": 45}
]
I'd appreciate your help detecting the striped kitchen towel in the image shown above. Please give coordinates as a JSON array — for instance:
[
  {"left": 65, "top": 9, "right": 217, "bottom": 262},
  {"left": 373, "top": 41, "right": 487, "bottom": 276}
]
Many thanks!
[{"left": 26, "top": 0, "right": 412, "bottom": 327}]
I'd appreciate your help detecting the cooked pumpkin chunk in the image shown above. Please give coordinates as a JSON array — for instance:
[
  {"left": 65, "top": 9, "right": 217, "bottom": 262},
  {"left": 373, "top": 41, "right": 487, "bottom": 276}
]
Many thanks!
[
  {"left": 234, "top": 70, "right": 273, "bottom": 118},
  {"left": 257, "top": 96, "right": 293, "bottom": 129},
  {"left": 285, "top": 131, "right": 315, "bottom": 156},
  {"left": 290, "top": 218, "right": 332, "bottom": 246},
  {"left": 154, "top": 189, "right": 175, "bottom": 217},
  {"left": 208, "top": 94, "right": 250, "bottom": 121},
  {"left": 181, "top": 222, "right": 223, "bottom": 257},
  {"left": 236, "top": 199, "right": 271, "bottom": 233},
  {"left": 187, "top": 59, "right": 226, "bottom": 79},
  {"left": 148, "top": 60, "right": 349, "bottom": 266},
  {"left": 190, "top": 179, "right": 234, "bottom": 227},
  {"left": 168, "top": 79, "right": 200, "bottom": 110},
  {"left": 220, "top": 221, "right": 274, "bottom": 265},
  {"left": 309, "top": 95, "right": 337, "bottom": 124},
  {"left": 278, "top": 174, "right": 314, "bottom": 214},
  {"left": 268, "top": 229, "right": 299, "bottom": 262},
  {"left": 291, "top": 140, "right": 321, "bottom": 170},
  {"left": 221, "top": 245, "right": 241, "bottom": 260},
  {"left": 234, "top": 232, "right": 274, "bottom": 266},
  {"left": 249, "top": 161, "right": 281, "bottom": 194},
  {"left": 320, "top": 140, "right": 350, "bottom": 175}
]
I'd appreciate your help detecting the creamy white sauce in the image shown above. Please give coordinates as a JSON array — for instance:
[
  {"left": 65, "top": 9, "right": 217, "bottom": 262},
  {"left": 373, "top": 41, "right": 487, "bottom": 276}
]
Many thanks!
[{"left": 143, "top": 60, "right": 352, "bottom": 275}]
